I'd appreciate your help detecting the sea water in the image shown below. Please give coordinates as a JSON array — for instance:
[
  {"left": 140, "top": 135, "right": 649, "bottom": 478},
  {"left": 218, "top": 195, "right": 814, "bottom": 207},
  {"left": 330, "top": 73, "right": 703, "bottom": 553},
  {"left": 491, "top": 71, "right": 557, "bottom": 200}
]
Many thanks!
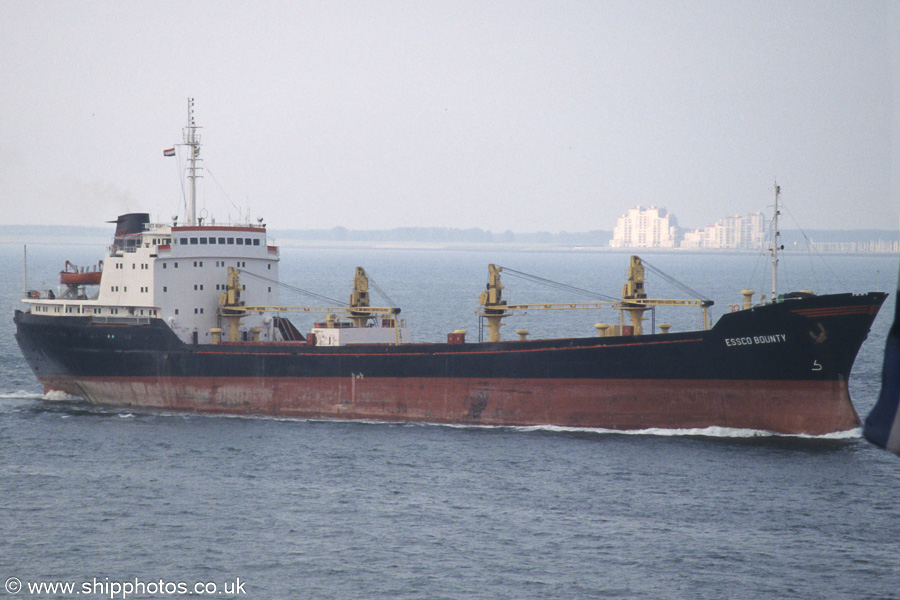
[{"left": 1, "top": 242, "right": 898, "bottom": 599}]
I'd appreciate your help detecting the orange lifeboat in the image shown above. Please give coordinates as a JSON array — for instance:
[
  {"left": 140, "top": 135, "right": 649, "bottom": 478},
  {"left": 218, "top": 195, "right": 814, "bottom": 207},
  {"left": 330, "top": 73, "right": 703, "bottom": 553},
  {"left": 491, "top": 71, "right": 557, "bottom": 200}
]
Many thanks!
[{"left": 60, "top": 260, "right": 103, "bottom": 286}]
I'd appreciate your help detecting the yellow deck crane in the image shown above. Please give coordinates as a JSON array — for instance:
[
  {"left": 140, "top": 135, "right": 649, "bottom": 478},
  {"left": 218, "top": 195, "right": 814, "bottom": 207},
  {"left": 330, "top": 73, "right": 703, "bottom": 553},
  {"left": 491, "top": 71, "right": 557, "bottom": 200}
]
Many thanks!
[
  {"left": 477, "top": 256, "right": 714, "bottom": 342},
  {"left": 217, "top": 266, "right": 403, "bottom": 344}
]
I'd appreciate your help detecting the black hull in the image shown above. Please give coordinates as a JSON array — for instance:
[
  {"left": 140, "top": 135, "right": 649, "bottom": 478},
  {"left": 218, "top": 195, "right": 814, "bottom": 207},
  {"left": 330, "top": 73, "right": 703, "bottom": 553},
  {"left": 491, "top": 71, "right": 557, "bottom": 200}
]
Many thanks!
[{"left": 14, "top": 292, "right": 887, "bottom": 434}]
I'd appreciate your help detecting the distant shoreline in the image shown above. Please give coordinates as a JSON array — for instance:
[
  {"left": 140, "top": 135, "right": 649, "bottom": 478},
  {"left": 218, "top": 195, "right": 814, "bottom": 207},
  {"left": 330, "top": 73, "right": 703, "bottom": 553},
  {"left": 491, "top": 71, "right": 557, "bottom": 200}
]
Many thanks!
[{"left": 0, "top": 225, "right": 896, "bottom": 255}]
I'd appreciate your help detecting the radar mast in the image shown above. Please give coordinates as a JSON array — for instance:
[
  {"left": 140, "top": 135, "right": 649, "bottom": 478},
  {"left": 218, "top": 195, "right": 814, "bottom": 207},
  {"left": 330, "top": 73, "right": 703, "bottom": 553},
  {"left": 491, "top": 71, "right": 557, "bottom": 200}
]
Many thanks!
[{"left": 184, "top": 98, "right": 202, "bottom": 225}]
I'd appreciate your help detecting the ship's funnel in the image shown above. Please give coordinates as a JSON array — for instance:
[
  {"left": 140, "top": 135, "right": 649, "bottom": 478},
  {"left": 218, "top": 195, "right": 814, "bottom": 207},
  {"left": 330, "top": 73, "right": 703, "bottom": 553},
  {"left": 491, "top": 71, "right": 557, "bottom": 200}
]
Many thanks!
[
  {"left": 111, "top": 213, "right": 150, "bottom": 236},
  {"left": 110, "top": 213, "right": 150, "bottom": 251}
]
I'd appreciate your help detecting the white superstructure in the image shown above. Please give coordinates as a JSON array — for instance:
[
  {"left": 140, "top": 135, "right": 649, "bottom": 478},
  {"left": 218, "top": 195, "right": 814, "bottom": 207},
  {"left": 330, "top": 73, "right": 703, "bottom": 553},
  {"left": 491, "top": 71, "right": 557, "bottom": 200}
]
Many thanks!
[{"left": 24, "top": 216, "right": 280, "bottom": 345}]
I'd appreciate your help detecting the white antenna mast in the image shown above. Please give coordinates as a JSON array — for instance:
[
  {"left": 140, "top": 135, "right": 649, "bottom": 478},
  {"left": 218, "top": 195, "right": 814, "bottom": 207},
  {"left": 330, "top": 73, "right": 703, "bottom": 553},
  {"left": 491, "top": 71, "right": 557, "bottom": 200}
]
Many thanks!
[
  {"left": 771, "top": 182, "right": 781, "bottom": 303},
  {"left": 184, "top": 98, "right": 202, "bottom": 226}
]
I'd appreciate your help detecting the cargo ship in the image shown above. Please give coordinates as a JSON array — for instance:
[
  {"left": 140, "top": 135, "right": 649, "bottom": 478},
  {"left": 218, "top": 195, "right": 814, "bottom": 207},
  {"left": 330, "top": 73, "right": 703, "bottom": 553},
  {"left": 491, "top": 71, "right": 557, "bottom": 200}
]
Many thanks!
[{"left": 13, "top": 101, "right": 887, "bottom": 435}]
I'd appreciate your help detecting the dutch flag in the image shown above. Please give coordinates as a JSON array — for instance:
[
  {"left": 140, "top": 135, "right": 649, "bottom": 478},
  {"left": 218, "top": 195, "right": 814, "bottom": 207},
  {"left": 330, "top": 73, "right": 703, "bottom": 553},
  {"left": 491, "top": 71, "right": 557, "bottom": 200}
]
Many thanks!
[
  {"left": 163, "top": 147, "right": 176, "bottom": 157},
  {"left": 865, "top": 264, "right": 900, "bottom": 456}
]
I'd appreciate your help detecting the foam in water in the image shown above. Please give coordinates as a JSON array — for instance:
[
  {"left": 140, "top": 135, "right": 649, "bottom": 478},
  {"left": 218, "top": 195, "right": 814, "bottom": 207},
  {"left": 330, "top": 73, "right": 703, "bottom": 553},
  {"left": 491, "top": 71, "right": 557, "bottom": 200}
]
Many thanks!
[
  {"left": 0, "top": 391, "right": 45, "bottom": 400},
  {"left": 43, "top": 390, "right": 83, "bottom": 402},
  {"left": 511, "top": 423, "right": 863, "bottom": 440}
]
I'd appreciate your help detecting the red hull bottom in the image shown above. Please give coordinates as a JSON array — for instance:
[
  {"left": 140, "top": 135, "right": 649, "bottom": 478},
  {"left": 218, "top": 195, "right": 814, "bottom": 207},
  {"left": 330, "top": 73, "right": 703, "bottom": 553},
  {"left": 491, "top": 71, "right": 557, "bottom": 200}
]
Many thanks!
[{"left": 39, "top": 376, "right": 861, "bottom": 436}]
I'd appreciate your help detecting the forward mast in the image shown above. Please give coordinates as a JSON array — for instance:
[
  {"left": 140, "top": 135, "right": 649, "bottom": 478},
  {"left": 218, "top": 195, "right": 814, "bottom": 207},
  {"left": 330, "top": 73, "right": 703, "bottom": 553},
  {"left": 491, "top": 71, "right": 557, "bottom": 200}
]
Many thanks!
[{"left": 770, "top": 182, "right": 781, "bottom": 302}]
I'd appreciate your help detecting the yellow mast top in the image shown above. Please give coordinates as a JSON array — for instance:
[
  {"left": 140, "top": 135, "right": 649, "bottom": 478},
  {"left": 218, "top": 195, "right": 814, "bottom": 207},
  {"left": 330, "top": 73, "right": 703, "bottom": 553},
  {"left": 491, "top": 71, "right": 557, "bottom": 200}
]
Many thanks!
[
  {"left": 349, "top": 266, "right": 372, "bottom": 328},
  {"left": 622, "top": 255, "right": 647, "bottom": 301}
]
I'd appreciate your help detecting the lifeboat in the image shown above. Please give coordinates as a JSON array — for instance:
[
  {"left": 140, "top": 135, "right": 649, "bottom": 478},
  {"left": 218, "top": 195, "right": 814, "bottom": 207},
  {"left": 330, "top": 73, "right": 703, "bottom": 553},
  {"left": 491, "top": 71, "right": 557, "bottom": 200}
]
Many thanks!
[{"left": 59, "top": 260, "right": 103, "bottom": 286}]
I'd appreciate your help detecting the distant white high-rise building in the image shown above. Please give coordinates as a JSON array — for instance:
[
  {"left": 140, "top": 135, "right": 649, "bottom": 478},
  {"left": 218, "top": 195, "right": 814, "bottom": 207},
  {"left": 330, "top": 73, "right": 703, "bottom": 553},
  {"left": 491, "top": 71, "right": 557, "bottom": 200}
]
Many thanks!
[
  {"left": 610, "top": 206, "right": 678, "bottom": 248},
  {"left": 741, "top": 212, "right": 767, "bottom": 248},
  {"left": 681, "top": 212, "right": 767, "bottom": 249}
]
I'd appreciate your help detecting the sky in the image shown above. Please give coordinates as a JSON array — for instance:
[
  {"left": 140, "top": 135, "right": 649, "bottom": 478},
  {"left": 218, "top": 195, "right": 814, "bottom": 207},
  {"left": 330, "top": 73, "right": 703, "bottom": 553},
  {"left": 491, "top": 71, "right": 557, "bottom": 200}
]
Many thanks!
[{"left": 1, "top": 1, "right": 898, "bottom": 232}]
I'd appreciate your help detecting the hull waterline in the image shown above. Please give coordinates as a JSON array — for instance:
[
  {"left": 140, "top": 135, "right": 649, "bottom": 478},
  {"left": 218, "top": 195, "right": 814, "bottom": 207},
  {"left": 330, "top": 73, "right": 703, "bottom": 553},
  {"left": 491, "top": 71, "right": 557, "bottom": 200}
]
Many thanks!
[{"left": 36, "top": 374, "right": 860, "bottom": 435}]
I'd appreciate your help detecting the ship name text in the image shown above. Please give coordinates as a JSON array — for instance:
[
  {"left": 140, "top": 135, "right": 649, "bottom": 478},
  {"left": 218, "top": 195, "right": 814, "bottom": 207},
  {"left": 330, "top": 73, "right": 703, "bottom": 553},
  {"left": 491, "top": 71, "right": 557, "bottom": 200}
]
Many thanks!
[{"left": 724, "top": 334, "right": 787, "bottom": 347}]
